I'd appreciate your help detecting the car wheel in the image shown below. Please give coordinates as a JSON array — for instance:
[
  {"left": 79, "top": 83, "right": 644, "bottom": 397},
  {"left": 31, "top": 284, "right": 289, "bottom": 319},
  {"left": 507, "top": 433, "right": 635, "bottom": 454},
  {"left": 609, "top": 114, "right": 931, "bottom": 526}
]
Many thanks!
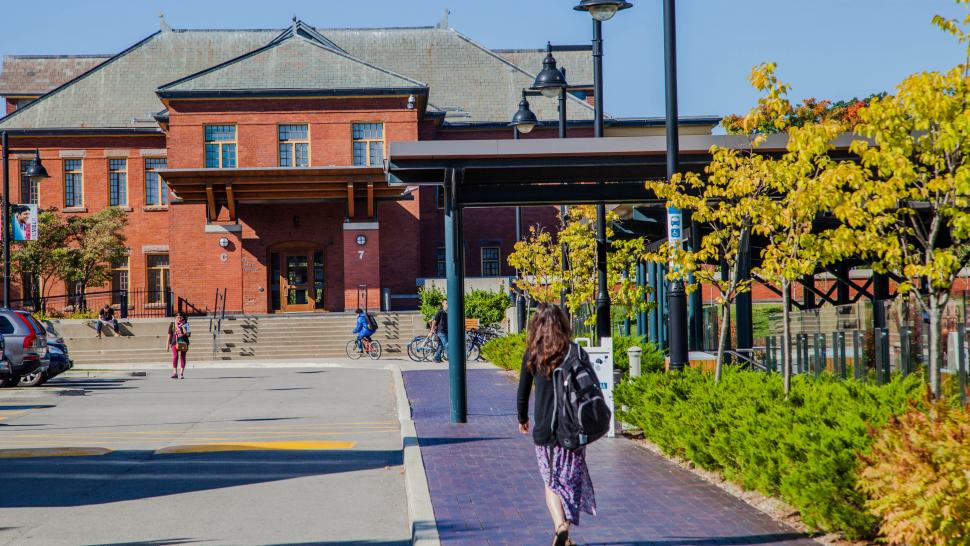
[
  {"left": 19, "top": 371, "right": 47, "bottom": 387},
  {"left": 0, "top": 376, "right": 22, "bottom": 388}
]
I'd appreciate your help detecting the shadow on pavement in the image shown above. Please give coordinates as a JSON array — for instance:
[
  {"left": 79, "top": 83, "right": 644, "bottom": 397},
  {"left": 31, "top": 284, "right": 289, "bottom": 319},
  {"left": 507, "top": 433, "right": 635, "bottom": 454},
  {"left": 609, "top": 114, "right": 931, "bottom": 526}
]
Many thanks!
[
  {"left": 46, "top": 378, "right": 138, "bottom": 390},
  {"left": 416, "top": 436, "right": 504, "bottom": 447},
  {"left": 0, "top": 449, "right": 402, "bottom": 508},
  {"left": 0, "top": 404, "right": 56, "bottom": 411},
  {"left": 87, "top": 539, "right": 208, "bottom": 545}
]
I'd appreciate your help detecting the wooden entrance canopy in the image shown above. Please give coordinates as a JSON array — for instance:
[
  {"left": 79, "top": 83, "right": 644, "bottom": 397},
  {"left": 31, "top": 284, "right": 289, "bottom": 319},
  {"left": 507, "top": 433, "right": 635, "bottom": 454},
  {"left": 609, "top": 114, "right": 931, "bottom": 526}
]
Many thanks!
[{"left": 158, "top": 166, "right": 406, "bottom": 221}]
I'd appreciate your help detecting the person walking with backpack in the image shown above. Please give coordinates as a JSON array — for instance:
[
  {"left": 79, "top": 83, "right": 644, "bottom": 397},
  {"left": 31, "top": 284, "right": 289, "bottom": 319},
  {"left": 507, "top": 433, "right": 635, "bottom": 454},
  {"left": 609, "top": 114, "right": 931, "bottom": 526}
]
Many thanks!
[
  {"left": 168, "top": 312, "right": 190, "bottom": 379},
  {"left": 517, "top": 303, "right": 607, "bottom": 546}
]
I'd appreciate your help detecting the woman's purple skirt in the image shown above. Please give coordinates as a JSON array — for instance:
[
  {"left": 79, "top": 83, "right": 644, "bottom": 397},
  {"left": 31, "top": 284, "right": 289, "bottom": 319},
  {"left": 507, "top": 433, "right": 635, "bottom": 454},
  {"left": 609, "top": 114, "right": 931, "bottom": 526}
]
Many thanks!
[{"left": 535, "top": 444, "right": 596, "bottom": 525}]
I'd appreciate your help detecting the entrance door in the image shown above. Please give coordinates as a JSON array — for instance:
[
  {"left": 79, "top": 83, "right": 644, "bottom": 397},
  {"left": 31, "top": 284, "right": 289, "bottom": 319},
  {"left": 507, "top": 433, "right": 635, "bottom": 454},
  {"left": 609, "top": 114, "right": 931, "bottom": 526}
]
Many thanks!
[{"left": 281, "top": 252, "right": 314, "bottom": 312}]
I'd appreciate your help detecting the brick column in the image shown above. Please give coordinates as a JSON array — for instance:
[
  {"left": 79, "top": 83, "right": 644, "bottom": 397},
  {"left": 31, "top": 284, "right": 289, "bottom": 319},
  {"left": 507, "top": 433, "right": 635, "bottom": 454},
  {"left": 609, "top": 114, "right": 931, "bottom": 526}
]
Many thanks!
[{"left": 343, "top": 222, "right": 380, "bottom": 311}]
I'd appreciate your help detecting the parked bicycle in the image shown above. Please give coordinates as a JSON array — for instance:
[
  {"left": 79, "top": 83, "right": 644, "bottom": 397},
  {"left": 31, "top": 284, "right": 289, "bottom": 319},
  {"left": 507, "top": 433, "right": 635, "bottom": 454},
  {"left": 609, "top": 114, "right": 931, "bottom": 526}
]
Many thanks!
[{"left": 346, "top": 336, "right": 382, "bottom": 360}]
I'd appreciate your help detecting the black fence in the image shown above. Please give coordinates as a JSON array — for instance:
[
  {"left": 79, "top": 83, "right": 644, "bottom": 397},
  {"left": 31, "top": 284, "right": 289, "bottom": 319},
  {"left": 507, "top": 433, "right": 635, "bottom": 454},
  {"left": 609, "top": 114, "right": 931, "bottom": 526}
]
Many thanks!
[{"left": 7, "top": 289, "right": 200, "bottom": 319}]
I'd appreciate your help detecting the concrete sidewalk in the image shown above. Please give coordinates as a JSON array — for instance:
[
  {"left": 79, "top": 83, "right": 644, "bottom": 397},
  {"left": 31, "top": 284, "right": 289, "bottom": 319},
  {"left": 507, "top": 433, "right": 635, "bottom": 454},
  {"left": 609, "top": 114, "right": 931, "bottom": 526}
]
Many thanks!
[{"left": 403, "top": 368, "right": 821, "bottom": 546}]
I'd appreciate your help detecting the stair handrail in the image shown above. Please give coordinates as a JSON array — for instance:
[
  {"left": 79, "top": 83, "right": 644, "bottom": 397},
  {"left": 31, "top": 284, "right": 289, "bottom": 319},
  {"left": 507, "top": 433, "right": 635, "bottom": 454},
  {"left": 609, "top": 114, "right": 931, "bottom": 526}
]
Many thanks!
[{"left": 723, "top": 348, "right": 769, "bottom": 372}]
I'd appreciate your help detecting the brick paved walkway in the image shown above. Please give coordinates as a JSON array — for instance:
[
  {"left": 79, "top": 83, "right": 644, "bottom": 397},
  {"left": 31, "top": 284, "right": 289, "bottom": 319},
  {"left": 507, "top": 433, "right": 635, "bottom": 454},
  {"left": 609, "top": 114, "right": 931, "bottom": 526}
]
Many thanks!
[{"left": 404, "top": 368, "right": 821, "bottom": 546}]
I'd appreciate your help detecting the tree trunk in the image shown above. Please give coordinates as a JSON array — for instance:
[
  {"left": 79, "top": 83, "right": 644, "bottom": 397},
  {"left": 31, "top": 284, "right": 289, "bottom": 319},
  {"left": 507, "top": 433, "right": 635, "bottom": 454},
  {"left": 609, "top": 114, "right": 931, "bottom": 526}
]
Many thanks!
[
  {"left": 782, "top": 279, "right": 792, "bottom": 396},
  {"left": 715, "top": 299, "right": 730, "bottom": 383},
  {"left": 929, "top": 293, "right": 942, "bottom": 398}
]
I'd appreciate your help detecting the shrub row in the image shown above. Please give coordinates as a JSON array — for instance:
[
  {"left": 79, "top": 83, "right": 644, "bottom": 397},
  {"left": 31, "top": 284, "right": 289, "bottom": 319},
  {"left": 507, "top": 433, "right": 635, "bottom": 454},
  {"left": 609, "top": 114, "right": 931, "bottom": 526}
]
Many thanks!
[
  {"left": 481, "top": 332, "right": 664, "bottom": 375},
  {"left": 614, "top": 368, "right": 924, "bottom": 539}
]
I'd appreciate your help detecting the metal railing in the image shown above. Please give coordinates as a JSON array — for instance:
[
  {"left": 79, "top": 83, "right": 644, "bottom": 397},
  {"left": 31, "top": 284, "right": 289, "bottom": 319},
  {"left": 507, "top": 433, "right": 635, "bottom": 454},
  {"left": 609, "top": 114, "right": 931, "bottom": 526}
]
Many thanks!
[
  {"left": 209, "top": 288, "right": 227, "bottom": 355},
  {"left": 8, "top": 289, "right": 177, "bottom": 318}
]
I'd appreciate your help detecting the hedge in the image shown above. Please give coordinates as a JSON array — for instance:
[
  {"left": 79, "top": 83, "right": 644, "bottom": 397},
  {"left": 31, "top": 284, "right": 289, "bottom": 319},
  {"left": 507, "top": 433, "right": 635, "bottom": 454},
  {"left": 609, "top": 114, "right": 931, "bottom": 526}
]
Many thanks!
[
  {"left": 481, "top": 332, "right": 663, "bottom": 376},
  {"left": 614, "top": 368, "right": 923, "bottom": 539}
]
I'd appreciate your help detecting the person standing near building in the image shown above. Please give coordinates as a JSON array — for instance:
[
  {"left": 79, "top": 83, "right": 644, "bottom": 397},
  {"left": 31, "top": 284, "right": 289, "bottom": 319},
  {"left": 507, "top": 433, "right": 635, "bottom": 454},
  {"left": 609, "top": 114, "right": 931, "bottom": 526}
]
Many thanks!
[
  {"left": 168, "top": 312, "right": 190, "bottom": 379},
  {"left": 517, "top": 303, "right": 597, "bottom": 546},
  {"left": 430, "top": 299, "right": 448, "bottom": 363}
]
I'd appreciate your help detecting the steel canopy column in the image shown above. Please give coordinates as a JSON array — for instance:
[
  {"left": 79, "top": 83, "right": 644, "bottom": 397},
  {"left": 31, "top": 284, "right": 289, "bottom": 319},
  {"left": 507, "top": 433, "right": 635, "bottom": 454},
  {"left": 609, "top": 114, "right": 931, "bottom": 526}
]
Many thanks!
[
  {"left": 736, "top": 231, "right": 753, "bottom": 353},
  {"left": 647, "top": 261, "right": 659, "bottom": 344},
  {"left": 636, "top": 260, "right": 647, "bottom": 337},
  {"left": 444, "top": 168, "right": 467, "bottom": 423},
  {"left": 688, "top": 215, "right": 703, "bottom": 349}
]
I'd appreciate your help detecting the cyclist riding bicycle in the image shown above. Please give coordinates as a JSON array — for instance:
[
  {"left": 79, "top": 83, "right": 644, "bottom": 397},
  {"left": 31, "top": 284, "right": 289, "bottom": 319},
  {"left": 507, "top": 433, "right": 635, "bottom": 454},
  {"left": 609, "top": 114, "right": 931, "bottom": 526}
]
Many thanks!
[{"left": 353, "top": 308, "right": 375, "bottom": 353}]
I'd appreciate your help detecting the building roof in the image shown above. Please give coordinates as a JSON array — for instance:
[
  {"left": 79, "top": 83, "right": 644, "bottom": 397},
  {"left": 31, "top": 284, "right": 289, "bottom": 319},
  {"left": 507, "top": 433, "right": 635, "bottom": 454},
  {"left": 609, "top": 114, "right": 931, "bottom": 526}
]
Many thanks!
[
  {"left": 157, "top": 32, "right": 427, "bottom": 98},
  {"left": 0, "top": 21, "right": 594, "bottom": 132},
  {"left": 0, "top": 55, "right": 111, "bottom": 96}
]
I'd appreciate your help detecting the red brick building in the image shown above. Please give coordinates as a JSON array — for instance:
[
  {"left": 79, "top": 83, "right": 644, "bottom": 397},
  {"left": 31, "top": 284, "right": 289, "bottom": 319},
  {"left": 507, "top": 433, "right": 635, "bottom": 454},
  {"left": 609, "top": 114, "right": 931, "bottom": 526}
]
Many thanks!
[{"left": 0, "top": 17, "right": 717, "bottom": 315}]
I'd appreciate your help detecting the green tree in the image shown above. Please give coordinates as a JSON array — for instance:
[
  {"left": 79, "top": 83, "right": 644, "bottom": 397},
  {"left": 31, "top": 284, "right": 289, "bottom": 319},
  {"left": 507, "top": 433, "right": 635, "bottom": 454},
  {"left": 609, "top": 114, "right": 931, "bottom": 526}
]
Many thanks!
[
  {"left": 11, "top": 209, "right": 70, "bottom": 303},
  {"left": 59, "top": 208, "right": 128, "bottom": 307}
]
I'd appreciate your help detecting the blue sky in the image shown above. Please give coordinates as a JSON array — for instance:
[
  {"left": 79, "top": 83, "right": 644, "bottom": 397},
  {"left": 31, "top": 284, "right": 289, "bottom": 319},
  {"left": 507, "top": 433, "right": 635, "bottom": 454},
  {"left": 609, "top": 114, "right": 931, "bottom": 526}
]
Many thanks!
[{"left": 1, "top": 0, "right": 965, "bottom": 119}]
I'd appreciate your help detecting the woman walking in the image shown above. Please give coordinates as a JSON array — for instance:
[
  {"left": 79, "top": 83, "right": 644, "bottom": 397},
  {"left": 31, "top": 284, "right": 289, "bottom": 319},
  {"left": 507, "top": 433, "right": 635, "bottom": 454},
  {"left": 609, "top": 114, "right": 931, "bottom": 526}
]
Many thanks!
[
  {"left": 168, "top": 312, "right": 190, "bottom": 379},
  {"left": 517, "top": 303, "right": 596, "bottom": 546}
]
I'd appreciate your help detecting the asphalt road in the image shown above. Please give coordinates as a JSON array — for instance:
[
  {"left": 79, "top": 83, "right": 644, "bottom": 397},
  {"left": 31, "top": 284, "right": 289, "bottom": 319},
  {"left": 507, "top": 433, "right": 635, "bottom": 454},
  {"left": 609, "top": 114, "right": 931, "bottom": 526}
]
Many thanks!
[{"left": 0, "top": 366, "right": 410, "bottom": 546}]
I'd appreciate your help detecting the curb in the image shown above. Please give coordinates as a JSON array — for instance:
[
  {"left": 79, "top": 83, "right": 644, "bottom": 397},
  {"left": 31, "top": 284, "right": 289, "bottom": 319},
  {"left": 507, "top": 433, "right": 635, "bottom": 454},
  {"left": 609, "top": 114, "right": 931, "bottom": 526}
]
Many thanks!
[{"left": 388, "top": 364, "right": 441, "bottom": 546}]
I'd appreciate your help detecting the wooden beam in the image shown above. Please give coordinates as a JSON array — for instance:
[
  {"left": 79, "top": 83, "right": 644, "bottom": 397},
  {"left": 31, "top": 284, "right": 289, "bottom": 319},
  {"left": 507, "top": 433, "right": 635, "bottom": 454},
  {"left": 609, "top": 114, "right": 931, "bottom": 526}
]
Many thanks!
[
  {"left": 367, "top": 182, "right": 374, "bottom": 218},
  {"left": 347, "top": 182, "right": 355, "bottom": 218},
  {"left": 205, "top": 184, "right": 218, "bottom": 222},
  {"left": 225, "top": 183, "right": 236, "bottom": 221}
]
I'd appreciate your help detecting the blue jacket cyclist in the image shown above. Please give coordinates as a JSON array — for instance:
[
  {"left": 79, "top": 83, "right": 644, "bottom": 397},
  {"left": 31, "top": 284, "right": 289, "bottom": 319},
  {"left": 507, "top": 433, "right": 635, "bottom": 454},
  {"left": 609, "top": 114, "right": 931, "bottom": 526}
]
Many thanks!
[{"left": 353, "top": 308, "right": 375, "bottom": 352}]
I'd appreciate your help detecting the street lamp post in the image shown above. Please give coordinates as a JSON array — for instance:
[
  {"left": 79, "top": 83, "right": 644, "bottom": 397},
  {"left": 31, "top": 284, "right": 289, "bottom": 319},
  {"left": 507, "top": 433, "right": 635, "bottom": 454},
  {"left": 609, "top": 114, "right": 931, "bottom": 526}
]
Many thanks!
[
  {"left": 1, "top": 131, "right": 49, "bottom": 308},
  {"left": 575, "top": 0, "right": 632, "bottom": 343},
  {"left": 509, "top": 91, "right": 538, "bottom": 332},
  {"left": 661, "top": 0, "right": 688, "bottom": 371}
]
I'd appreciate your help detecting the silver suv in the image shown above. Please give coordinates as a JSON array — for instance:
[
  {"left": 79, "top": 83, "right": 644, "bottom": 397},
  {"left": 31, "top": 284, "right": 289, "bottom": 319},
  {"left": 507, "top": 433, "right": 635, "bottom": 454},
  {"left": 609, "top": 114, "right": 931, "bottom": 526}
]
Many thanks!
[{"left": 0, "top": 309, "right": 49, "bottom": 388}]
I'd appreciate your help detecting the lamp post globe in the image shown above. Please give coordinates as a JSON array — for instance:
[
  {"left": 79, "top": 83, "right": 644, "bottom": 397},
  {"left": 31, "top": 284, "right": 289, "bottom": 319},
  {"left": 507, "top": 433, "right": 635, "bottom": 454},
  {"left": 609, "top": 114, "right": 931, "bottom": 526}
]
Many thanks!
[
  {"left": 531, "top": 46, "right": 567, "bottom": 99},
  {"left": 25, "top": 154, "right": 49, "bottom": 181},
  {"left": 574, "top": 0, "right": 633, "bottom": 21},
  {"left": 509, "top": 92, "right": 538, "bottom": 134}
]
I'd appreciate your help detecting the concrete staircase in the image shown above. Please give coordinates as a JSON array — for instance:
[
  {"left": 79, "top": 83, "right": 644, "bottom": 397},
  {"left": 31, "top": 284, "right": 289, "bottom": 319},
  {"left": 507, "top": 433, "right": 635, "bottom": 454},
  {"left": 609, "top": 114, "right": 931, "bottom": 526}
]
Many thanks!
[{"left": 43, "top": 312, "right": 428, "bottom": 366}]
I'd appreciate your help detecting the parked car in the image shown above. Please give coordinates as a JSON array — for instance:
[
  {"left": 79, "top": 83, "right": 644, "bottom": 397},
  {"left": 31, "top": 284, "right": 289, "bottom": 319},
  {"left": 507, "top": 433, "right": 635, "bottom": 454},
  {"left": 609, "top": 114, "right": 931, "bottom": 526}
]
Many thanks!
[
  {"left": 21, "top": 339, "right": 72, "bottom": 387},
  {"left": 0, "top": 337, "right": 11, "bottom": 384},
  {"left": 0, "top": 309, "right": 49, "bottom": 388}
]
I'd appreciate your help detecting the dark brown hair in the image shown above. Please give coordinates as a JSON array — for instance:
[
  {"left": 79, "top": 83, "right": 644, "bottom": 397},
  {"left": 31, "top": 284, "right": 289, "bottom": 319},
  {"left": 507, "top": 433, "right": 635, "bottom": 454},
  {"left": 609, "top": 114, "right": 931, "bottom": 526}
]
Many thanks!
[{"left": 526, "top": 303, "right": 572, "bottom": 378}]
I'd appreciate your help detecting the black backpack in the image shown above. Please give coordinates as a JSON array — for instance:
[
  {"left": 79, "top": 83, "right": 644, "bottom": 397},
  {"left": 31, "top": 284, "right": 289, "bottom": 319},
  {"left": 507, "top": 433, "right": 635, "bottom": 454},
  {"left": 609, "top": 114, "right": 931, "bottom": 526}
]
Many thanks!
[
  {"left": 365, "top": 313, "right": 379, "bottom": 332},
  {"left": 552, "top": 343, "right": 612, "bottom": 451}
]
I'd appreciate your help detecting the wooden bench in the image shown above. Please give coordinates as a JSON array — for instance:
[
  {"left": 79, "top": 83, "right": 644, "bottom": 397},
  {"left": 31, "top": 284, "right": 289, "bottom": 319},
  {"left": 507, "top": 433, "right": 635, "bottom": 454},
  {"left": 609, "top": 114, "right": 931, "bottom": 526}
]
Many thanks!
[{"left": 464, "top": 318, "right": 480, "bottom": 331}]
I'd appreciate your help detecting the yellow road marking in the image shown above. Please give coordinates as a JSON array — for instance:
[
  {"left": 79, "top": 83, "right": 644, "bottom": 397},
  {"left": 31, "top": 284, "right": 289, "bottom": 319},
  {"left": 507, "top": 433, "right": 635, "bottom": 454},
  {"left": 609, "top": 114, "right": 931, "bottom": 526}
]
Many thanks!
[
  {"left": 0, "top": 430, "right": 398, "bottom": 442},
  {"left": 0, "top": 447, "right": 111, "bottom": 459},
  {"left": 155, "top": 440, "right": 356, "bottom": 454}
]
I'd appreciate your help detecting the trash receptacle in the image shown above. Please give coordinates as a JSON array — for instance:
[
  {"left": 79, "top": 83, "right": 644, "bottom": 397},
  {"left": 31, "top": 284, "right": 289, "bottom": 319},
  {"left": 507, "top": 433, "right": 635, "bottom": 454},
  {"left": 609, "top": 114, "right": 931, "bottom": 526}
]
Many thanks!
[{"left": 627, "top": 346, "right": 643, "bottom": 377}]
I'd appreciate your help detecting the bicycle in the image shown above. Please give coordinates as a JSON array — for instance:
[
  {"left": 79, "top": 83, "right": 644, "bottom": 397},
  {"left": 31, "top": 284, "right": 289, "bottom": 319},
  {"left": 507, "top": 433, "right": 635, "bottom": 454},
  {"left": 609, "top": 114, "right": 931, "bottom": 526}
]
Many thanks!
[{"left": 346, "top": 336, "right": 382, "bottom": 360}]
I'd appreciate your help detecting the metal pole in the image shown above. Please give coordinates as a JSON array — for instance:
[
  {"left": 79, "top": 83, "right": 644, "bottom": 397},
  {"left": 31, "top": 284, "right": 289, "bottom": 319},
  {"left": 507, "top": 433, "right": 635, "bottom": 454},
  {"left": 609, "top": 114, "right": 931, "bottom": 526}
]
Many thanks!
[
  {"left": 444, "top": 168, "right": 467, "bottom": 423},
  {"left": 1, "top": 131, "right": 9, "bottom": 308},
  {"left": 512, "top": 127, "right": 527, "bottom": 332},
  {"left": 592, "top": 19, "right": 610, "bottom": 343},
  {"left": 663, "top": 0, "right": 687, "bottom": 370},
  {"left": 558, "top": 85, "right": 569, "bottom": 311}
]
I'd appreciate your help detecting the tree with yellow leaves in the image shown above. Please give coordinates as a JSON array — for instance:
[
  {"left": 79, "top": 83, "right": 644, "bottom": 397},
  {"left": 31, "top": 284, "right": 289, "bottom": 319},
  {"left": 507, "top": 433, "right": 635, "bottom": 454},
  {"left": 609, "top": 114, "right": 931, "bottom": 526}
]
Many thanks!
[
  {"left": 823, "top": 8, "right": 970, "bottom": 398},
  {"left": 508, "top": 205, "right": 648, "bottom": 331}
]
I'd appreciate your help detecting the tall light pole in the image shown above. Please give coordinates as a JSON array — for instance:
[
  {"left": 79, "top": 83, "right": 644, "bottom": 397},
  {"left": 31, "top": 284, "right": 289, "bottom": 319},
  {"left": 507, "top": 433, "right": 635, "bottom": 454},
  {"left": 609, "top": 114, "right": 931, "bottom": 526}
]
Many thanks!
[
  {"left": 662, "top": 0, "right": 688, "bottom": 371},
  {"left": 1, "top": 131, "right": 49, "bottom": 308},
  {"left": 575, "top": 0, "right": 632, "bottom": 343}
]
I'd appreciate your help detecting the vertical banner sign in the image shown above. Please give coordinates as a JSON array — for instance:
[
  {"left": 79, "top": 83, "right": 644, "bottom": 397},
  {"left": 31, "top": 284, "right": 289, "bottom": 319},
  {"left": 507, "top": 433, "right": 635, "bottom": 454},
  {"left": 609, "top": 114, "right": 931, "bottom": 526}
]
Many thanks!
[
  {"left": 10, "top": 204, "right": 38, "bottom": 241},
  {"left": 667, "top": 206, "right": 683, "bottom": 271},
  {"left": 579, "top": 337, "right": 616, "bottom": 438}
]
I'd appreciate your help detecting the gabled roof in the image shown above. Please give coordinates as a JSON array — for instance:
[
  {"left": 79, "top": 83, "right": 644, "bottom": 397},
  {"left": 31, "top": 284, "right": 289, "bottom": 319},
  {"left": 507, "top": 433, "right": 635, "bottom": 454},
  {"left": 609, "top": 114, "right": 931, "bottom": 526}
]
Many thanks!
[
  {"left": 157, "top": 31, "right": 427, "bottom": 99},
  {"left": 0, "top": 55, "right": 111, "bottom": 96},
  {"left": 269, "top": 19, "right": 346, "bottom": 53},
  {"left": 0, "top": 21, "right": 595, "bottom": 131}
]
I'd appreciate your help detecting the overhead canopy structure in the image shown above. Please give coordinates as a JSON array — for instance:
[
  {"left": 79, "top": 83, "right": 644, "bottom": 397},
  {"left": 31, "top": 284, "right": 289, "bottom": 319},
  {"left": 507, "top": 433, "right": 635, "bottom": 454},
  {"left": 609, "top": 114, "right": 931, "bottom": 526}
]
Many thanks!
[
  {"left": 387, "top": 132, "right": 879, "bottom": 423},
  {"left": 160, "top": 166, "right": 403, "bottom": 221}
]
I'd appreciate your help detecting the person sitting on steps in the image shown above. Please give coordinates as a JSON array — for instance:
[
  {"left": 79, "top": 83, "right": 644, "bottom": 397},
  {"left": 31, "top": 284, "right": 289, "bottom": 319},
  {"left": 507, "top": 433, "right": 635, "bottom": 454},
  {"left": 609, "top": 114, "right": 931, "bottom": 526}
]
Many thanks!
[{"left": 96, "top": 304, "right": 119, "bottom": 338}]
